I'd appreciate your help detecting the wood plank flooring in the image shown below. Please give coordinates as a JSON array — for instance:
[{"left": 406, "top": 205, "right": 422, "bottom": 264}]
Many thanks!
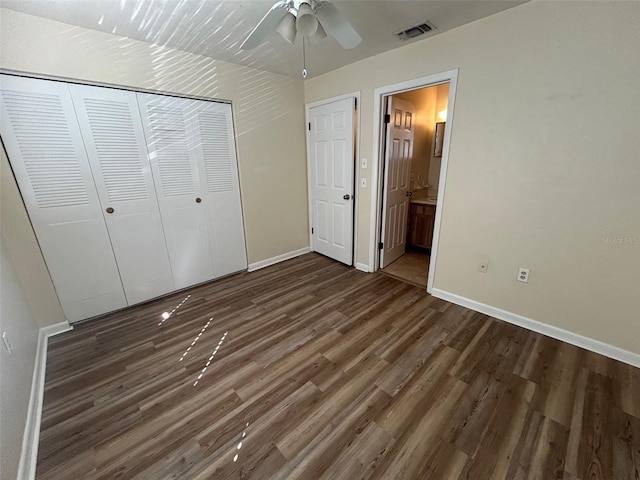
[{"left": 37, "top": 253, "right": 640, "bottom": 479}]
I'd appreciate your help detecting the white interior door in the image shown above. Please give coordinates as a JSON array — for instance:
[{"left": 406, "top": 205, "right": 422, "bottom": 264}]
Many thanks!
[
  {"left": 189, "top": 100, "right": 247, "bottom": 277},
  {"left": 136, "top": 93, "right": 215, "bottom": 289},
  {"left": 0, "top": 74, "right": 127, "bottom": 321},
  {"left": 380, "top": 96, "right": 415, "bottom": 268},
  {"left": 308, "top": 97, "right": 355, "bottom": 265},
  {"left": 69, "top": 84, "right": 175, "bottom": 305}
]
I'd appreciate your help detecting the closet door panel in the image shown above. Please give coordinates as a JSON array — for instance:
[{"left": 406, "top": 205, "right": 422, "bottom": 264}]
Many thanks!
[
  {"left": 136, "top": 93, "right": 214, "bottom": 289},
  {"left": 190, "top": 101, "right": 248, "bottom": 276},
  {"left": 0, "top": 74, "right": 127, "bottom": 321},
  {"left": 69, "top": 84, "right": 174, "bottom": 305}
]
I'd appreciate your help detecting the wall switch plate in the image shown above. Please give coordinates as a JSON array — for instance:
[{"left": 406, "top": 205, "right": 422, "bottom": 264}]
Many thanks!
[
  {"left": 478, "top": 259, "right": 489, "bottom": 273},
  {"left": 517, "top": 268, "right": 530, "bottom": 283},
  {"left": 2, "top": 331, "right": 12, "bottom": 355},
  {"left": 361, "top": 178, "right": 367, "bottom": 188},
  {"left": 361, "top": 158, "right": 368, "bottom": 169}
]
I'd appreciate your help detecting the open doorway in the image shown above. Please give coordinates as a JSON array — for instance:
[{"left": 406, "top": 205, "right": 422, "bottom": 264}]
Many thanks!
[
  {"left": 370, "top": 70, "right": 457, "bottom": 291},
  {"left": 379, "top": 83, "right": 449, "bottom": 287}
]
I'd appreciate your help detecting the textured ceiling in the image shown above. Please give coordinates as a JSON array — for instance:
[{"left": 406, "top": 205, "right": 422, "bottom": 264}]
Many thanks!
[{"left": 1, "top": 0, "right": 527, "bottom": 78}]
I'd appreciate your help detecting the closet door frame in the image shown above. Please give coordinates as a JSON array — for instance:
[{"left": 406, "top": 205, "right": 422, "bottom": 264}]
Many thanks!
[{"left": 1, "top": 70, "right": 249, "bottom": 319}]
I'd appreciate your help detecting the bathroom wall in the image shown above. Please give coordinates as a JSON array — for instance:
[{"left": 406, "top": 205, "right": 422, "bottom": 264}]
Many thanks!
[
  {"left": 427, "top": 83, "right": 450, "bottom": 195},
  {"left": 394, "top": 87, "right": 437, "bottom": 191}
]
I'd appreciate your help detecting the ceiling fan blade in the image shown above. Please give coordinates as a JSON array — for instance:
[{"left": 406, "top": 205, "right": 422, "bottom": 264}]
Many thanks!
[
  {"left": 241, "top": 0, "right": 289, "bottom": 50},
  {"left": 314, "top": 2, "right": 361, "bottom": 49}
]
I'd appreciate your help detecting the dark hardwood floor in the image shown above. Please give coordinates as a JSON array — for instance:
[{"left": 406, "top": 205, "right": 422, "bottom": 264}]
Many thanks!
[{"left": 37, "top": 253, "right": 640, "bottom": 479}]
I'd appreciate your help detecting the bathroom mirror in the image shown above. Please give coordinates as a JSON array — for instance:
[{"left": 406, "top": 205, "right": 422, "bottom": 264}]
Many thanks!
[{"left": 434, "top": 122, "right": 445, "bottom": 157}]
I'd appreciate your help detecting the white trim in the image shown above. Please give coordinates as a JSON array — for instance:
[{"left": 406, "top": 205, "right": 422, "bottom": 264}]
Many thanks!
[
  {"left": 18, "top": 321, "right": 72, "bottom": 480},
  {"left": 247, "top": 247, "right": 310, "bottom": 272},
  {"left": 355, "top": 262, "right": 370, "bottom": 273},
  {"left": 305, "top": 91, "right": 361, "bottom": 266},
  {"left": 40, "top": 321, "right": 73, "bottom": 338},
  {"left": 369, "top": 70, "right": 459, "bottom": 290},
  {"left": 431, "top": 288, "right": 640, "bottom": 368}
]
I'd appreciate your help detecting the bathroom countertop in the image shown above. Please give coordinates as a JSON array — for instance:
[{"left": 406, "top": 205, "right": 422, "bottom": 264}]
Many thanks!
[{"left": 410, "top": 190, "right": 438, "bottom": 205}]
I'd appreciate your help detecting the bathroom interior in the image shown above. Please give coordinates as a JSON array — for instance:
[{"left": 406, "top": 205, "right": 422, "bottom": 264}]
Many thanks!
[{"left": 381, "top": 82, "right": 449, "bottom": 288}]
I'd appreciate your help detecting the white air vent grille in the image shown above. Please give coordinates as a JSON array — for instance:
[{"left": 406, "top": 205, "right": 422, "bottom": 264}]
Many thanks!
[
  {"left": 83, "top": 98, "right": 149, "bottom": 203},
  {"left": 198, "top": 111, "right": 234, "bottom": 193},
  {"left": 1, "top": 90, "right": 90, "bottom": 208},
  {"left": 394, "top": 21, "right": 434, "bottom": 41},
  {"left": 146, "top": 106, "right": 196, "bottom": 196}
]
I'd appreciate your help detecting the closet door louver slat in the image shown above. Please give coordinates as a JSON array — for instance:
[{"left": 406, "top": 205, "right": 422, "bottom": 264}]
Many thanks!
[
  {"left": 147, "top": 106, "right": 196, "bottom": 197},
  {"left": 2, "top": 90, "right": 90, "bottom": 209},
  {"left": 81, "top": 98, "right": 149, "bottom": 203},
  {"left": 198, "top": 110, "right": 234, "bottom": 193}
]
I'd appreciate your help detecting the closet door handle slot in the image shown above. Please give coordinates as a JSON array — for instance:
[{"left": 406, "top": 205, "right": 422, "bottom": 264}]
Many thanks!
[{"left": 106, "top": 207, "right": 115, "bottom": 214}]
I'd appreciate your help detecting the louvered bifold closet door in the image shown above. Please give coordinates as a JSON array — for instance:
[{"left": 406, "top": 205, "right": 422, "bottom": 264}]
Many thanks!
[
  {"left": 136, "top": 93, "right": 215, "bottom": 289},
  {"left": 69, "top": 84, "right": 175, "bottom": 305},
  {"left": 0, "top": 75, "right": 127, "bottom": 321},
  {"left": 189, "top": 100, "right": 247, "bottom": 276}
]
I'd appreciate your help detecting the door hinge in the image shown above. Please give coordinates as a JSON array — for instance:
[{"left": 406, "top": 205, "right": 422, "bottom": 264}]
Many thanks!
[
  {"left": 354, "top": 98, "right": 358, "bottom": 109},
  {"left": 308, "top": 122, "right": 311, "bottom": 131},
  {"left": 312, "top": 227, "right": 314, "bottom": 234},
  {"left": 384, "top": 114, "right": 391, "bottom": 124},
  {"left": 378, "top": 242, "right": 384, "bottom": 250}
]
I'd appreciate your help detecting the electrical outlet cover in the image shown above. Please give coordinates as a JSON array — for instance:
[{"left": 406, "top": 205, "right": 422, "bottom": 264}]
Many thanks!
[{"left": 517, "top": 268, "right": 530, "bottom": 283}]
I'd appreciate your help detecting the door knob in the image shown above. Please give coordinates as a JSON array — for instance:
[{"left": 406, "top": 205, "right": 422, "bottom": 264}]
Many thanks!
[
  {"left": 106, "top": 207, "right": 114, "bottom": 214},
  {"left": 405, "top": 191, "right": 413, "bottom": 197},
  {"left": 343, "top": 194, "right": 351, "bottom": 200},
  {"left": 195, "top": 197, "right": 202, "bottom": 203}
]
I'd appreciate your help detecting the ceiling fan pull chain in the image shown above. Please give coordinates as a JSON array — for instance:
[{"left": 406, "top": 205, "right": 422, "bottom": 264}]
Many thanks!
[{"left": 302, "top": 36, "right": 308, "bottom": 78}]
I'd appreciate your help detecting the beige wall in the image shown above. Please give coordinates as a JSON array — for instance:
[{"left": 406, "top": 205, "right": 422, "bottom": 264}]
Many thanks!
[
  {"left": 305, "top": 1, "right": 640, "bottom": 354},
  {"left": 1, "top": 148, "right": 66, "bottom": 328},
  {"left": 0, "top": 7, "right": 309, "bottom": 270},
  {"left": 0, "top": 239, "right": 41, "bottom": 480}
]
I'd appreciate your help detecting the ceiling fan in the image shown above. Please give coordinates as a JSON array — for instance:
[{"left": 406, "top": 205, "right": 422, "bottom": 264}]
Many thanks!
[{"left": 241, "top": 0, "right": 362, "bottom": 50}]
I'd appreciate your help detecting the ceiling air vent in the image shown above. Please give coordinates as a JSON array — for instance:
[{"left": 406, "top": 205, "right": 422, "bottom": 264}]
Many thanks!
[{"left": 394, "top": 21, "right": 435, "bottom": 41}]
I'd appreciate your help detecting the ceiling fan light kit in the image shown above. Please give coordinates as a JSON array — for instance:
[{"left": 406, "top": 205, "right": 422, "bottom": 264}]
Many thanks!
[
  {"left": 241, "top": 0, "right": 362, "bottom": 64},
  {"left": 275, "top": 12, "right": 297, "bottom": 44},
  {"left": 307, "top": 23, "right": 327, "bottom": 45},
  {"left": 241, "top": 0, "right": 362, "bottom": 78},
  {"left": 296, "top": 2, "right": 318, "bottom": 37}
]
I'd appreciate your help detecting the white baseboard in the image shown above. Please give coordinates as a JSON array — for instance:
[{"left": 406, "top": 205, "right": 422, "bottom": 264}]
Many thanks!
[
  {"left": 355, "top": 262, "right": 370, "bottom": 273},
  {"left": 40, "top": 321, "right": 73, "bottom": 338},
  {"left": 18, "top": 321, "right": 73, "bottom": 480},
  {"left": 247, "top": 247, "right": 310, "bottom": 272},
  {"left": 431, "top": 288, "right": 640, "bottom": 369}
]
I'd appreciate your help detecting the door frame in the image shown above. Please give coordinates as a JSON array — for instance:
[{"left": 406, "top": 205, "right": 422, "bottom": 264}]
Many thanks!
[
  {"left": 369, "top": 70, "right": 458, "bottom": 293},
  {"left": 305, "top": 91, "right": 361, "bottom": 266}
]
